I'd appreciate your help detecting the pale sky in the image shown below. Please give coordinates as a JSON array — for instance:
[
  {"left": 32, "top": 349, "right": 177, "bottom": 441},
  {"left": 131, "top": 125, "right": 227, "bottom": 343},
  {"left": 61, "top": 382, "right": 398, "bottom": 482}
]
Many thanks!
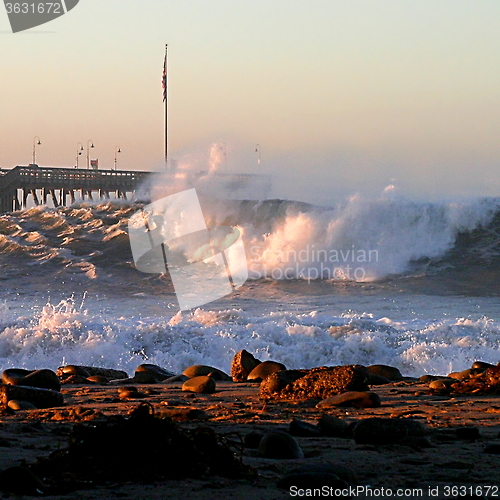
[{"left": 1, "top": 0, "right": 500, "bottom": 204}]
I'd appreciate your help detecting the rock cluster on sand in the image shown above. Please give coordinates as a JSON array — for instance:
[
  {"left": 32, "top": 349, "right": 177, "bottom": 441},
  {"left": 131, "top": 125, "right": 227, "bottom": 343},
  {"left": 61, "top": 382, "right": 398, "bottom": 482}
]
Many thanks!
[
  {"left": 231, "top": 350, "right": 286, "bottom": 382},
  {"left": 428, "top": 360, "right": 500, "bottom": 395},
  {"left": 2, "top": 368, "right": 61, "bottom": 391},
  {"left": 1, "top": 368, "right": 63, "bottom": 410},
  {"left": 260, "top": 365, "right": 370, "bottom": 400},
  {"left": 57, "top": 365, "right": 128, "bottom": 384},
  {"left": 0, "top": 384, "right": 64, "bottom": 409}
]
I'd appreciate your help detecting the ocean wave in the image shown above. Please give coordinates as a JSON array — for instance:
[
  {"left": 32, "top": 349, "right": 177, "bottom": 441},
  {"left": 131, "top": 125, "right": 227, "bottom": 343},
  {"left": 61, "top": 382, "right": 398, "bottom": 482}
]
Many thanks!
[{"left": 1, "top": 195, "right": 500, "bottom": 284}]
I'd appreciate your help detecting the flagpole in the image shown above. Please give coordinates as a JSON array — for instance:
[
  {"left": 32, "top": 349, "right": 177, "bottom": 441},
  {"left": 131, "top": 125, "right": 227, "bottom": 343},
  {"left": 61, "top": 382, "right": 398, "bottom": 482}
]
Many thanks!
[{"left": 164, "top": 44, "right": 168, "bottom": 170}]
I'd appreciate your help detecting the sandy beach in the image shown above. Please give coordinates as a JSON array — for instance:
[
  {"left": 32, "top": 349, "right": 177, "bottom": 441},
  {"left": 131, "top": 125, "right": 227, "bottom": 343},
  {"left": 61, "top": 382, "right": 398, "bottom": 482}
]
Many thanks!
[{"left": 1, "top": 377, "right": 499, "bottom": 500}]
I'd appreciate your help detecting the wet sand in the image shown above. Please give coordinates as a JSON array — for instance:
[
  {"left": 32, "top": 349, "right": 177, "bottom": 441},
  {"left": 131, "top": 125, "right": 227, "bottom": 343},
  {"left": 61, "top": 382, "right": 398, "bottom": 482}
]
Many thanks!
[{"left": 1, "top": 380, "right": 500, "bottom": 499}]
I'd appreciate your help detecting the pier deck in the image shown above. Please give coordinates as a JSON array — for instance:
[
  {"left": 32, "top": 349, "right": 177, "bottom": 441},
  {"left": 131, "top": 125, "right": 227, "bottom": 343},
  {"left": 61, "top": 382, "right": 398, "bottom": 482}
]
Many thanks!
[{"left": 0, "top": 165, "right": 153, "bottom": 212}]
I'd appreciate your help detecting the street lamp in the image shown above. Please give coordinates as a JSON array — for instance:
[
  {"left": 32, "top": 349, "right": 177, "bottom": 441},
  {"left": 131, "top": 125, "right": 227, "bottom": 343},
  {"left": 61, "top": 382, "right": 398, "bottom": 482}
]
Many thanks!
[
  {"left": 86, "top": 140, "right": 94, "bottom": 169},
  {"left": 114, "top": 147, "right": 122, "bottom": 170},
  {"left": 75, "top": 142, "right": 84, "bottom": 168},
  {"left": 255, "top": 144, "right": 261, "bottom": 165},
  {"left": 32, "top": 136, "right": 41, "bottom": 166}
]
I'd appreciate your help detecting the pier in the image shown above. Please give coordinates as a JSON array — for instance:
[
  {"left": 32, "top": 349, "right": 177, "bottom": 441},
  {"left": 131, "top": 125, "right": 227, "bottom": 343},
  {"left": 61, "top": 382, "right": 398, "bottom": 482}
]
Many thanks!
[{"left": 0, "top": 165, "right": 153, "bottom": 213}]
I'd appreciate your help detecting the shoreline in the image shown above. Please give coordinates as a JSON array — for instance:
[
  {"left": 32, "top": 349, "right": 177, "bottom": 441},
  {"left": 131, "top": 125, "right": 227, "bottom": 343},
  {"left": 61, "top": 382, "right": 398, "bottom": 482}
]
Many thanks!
[{"left": 1, "top": 380, "right": 499, "bottom": 499}]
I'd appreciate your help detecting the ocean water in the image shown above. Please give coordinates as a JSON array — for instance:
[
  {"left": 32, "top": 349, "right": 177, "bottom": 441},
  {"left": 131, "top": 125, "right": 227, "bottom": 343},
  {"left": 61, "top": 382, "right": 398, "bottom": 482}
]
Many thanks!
[{"left": 1, "top": 192, "right": 500, "bottom": 378}]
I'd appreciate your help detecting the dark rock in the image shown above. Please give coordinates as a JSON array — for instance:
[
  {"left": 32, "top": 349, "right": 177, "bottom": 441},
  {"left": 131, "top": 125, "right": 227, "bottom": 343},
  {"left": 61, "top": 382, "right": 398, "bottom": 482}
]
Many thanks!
[
  {"left": 2, "top": 368, "right": 60, "bottom": 391},
  {"left": 260, "top": 369, "right": 305, "bottom": 393},
  {"left": 289, "top": 419, "right": 321, "bottom": 437},
  {"left": 260, "top": 365, "right": 370, "bottom": 400},
  {"left": 449, "top": 366, "right": 500, "bottom": 395},
  {"left": 57, "top": 365, "right": 128, "bottom": 380},
  {"left": 317, "top": 414, "right": 351, "bottom": 437},
  {"left": 448, "top": 368, "right": 483, "bottom": 380},
  {"left": 367, "top": 364, "right": 403, "bottom": 381},
  {"left": 183, "top": 365, "right": 231, "bottom": 381},
  {"left": 207, "top": 370, "right": 231, "bottom": 381},
  {"left": 316, "top": 391, "right": 381, "bottom": 408},
  {"left": 20, "top": 404, "right": 255, "bottom": 486},
  {"left": 60, "top": 374, "right": 90, "bottom": 384},
  {"left": 182, "top": 376, "right": 216, "bottom": 394},
  {"left": 56, "top": 365, "right": 90, "bottom": 378},
  {"left": 244, "top": 430, "right": 265, "bottom": 449},
  {"left": 429, "top": 378, "right": 455, "bottom": 392},
  {"left": 7, "top": 400, "right": 37, "bottom": 411},
  {"left": 247, "top": 361, "right": 286, "bottom": 382},
  {"left": 399, "top": 419, "right": 427, "bottom": 437},
  {"left": 368, "top": 373, "right": 391, "bottom": 385},
  {"left": 135, "top": 363, "right": 176, "bottom": 382},
  {"left": 131, "top": 372, "right": 158, "bottom": 384},
  {"left": 231, "top": 350, "right": 261, "bottom": 382},
  {"left": 471, "top": 361, "right": 495, "bottom": 371},
  {"left": 400, "top": 436, "right": 434, "bottom": 448},
  {"left": 257, "top": 430, "right": 304, "bottom": 459},
  {"left": 119, "top": 389, "right": 143, "bottom": 399},
  {"left": 0, "top": 385, "right": 63, "bottom": 409},
  {"left": 353, "top": 418, "right": 426, "bottom": 445},
  {"left": 456, "top": 427, "right": 481, "bottom": 440}
]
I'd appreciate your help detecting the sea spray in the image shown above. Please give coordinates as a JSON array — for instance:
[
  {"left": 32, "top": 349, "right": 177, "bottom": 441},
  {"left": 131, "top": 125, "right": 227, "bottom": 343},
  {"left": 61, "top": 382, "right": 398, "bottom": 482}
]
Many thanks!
[{"left": 0, "top": 295, "right": 499, "bottom": 378}]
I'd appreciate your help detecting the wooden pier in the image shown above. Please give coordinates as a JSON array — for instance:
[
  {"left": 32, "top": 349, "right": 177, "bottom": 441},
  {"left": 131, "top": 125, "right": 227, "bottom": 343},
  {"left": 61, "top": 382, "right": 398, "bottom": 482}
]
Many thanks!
[{"left": 0, "top": 165, "right": 153, "bottom": 213}]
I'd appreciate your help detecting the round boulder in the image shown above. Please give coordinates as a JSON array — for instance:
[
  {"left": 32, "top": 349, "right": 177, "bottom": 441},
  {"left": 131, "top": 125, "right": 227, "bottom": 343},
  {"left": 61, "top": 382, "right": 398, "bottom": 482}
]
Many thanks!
[
  {"left": 367, "top": 365, "right": 403, "bottom": 381},
  {"left": 182, "top": 375, "right": 216, "bottom": 394},
  {"left": 8, "top": 400, "right": 37, "bottom": 411},
  {"left": 353, "top": 418, "right": 409, "bottom": 445},
  {"left": 429, "top": 378, "right": 455, "bottom": 392},
  {"left": 317, "top": 415, "right": 351, "bottom": 438},
  {"left": 183, "top": 365, "right": 231, "bottom": 381},
  {"left": 257, "top": 430, "right": 304, "bottom": 459},
  {"left": 471, "top": 361, "right": 495, "bottom": 371},
  {"left": 317, "top": 391, "right": 381, "bottom": 408},
  {"left": 135, "top": 363, "right": 175, "bottom": 381},
  {"left": 2, "top": 368, "right": 61, "bottom": 392},
  {"left": 247, "top": 361, "right": 286, "bottom": 382}
]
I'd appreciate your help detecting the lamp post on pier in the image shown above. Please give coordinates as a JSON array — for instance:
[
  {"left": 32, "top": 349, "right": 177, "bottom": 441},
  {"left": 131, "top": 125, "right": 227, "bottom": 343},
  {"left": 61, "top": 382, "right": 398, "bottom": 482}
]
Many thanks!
[
  {"left": 255, "top": 144, "right": 261, "bottom": 165},
  {"left": 75, "top": 142, "right": 84, "bottom": 168},
  {"left": 32, "top": 136, "right": 41, "bottom": 166},
  {"left": 86, "top": 140, "right": 94, "bottom": 169},
  {"left": 114, "top": 147, "right": 121, "bottom": 170}
]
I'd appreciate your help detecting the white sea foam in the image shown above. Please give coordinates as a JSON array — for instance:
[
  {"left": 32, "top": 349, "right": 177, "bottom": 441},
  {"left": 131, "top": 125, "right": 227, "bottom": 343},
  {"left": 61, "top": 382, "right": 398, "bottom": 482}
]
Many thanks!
[
  {"left": 0, "top": 297, "right": 498, "bottom": 377},
  {"left": 243, "top": 195, "right": 500, "bottom": 281}
]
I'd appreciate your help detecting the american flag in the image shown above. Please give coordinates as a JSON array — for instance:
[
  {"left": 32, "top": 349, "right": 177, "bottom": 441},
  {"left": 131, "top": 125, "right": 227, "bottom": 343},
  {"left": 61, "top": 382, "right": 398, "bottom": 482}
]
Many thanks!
[{"left": 162, "top": 51, "right": 167, "bottom": 102}]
